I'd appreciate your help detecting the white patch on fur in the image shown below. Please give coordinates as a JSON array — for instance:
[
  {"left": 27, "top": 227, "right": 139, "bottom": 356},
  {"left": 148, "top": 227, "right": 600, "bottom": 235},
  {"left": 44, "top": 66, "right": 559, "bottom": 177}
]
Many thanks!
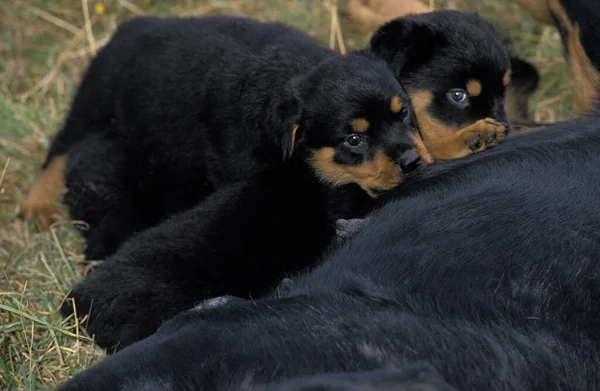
[
  {"left": 194, "top": 296, "right": 230, "bottom": 311},
  {"left": 359, "top": 342, "right": 403, "bottom": 367}
]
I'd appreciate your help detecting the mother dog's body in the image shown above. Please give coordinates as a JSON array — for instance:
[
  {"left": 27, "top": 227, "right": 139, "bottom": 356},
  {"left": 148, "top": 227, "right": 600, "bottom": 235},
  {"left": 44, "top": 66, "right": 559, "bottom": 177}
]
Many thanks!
[{"left": 58, "top": 117, "right": 600, "bottom": 390}]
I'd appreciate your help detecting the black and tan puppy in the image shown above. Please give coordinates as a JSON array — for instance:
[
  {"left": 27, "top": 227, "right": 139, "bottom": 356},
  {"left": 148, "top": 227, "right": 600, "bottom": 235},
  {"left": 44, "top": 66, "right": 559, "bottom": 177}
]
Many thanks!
[
  {"left": 367, "top": 11, "right": 511, "bottom": 160},
  {"left": 20, "top": 11, "right": 511, "bottom": 252},
  {"left": 52, "top": 15, "right": 419, "bottom": 349},
  {"left": 344, "top": 0, "right": 541, "bottom": 126},
  {"left": 58, "top": 116, "right": 600, "bottom": 391},
  {"left": 54, "top": 12, "right": 512, "bottom": 351},
  {"left": 21, "top": 16, "right": 419, "bottom": 260}
]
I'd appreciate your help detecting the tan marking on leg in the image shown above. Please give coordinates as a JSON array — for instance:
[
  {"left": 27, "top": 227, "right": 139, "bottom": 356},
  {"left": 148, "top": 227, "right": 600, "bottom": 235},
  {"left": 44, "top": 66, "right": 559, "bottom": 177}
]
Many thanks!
[
  {"left": 351, "top": 118, "right": 370, "bottom": 133},
  {"left": 466, "top": 79, "right": 482, "bottom": 97},
  {"left": 548, "top": 0, "right": 600, "bottom": 114},
  {"left": 390, "top": 96, "right": 403, "bottom": 113},
  {"left": 20, "top": 155, "right": 67, "bottom": 228}
]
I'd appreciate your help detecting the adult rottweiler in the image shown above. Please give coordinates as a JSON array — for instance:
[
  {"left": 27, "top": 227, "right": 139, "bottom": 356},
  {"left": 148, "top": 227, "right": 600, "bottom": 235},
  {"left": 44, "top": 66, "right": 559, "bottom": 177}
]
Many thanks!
[
  {"left": 58, "top": 116, "right": 600, "bottom": 390},
  {"left": 56, "top": 12, "right": 511, "bottom": 350},
  {"left": 20, "top": 11, "right": 510, "bottom": 258},
  {"left": 513, "top": 0, "right": 600, "bottom": 114}
]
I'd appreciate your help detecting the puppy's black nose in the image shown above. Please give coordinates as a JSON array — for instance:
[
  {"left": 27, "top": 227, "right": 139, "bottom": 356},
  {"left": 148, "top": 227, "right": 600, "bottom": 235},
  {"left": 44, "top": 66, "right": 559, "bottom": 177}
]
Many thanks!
[{"left": 397, "top": 150, "right": 420, "bottom": 172}]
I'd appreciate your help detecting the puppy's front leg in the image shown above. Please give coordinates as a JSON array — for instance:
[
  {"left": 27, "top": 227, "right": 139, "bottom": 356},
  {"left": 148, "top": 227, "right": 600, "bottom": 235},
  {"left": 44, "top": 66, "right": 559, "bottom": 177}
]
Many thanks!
[{"left": 60, "top": 168, "right": 334, "bottom": 352}]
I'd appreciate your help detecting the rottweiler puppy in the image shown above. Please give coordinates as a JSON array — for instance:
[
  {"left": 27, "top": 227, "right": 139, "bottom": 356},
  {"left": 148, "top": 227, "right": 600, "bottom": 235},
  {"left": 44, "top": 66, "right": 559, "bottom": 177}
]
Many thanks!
[
  {"left": 20, "top": 16, "right": 420, "bottom": 260},
  {"left": 366, "top": 11, "right": 510, "bottom": 160},
  {"left": 20, "top": 11, "right": 511, "bottom": 253},
  {"left": 513, "top": 0, "right": 600, "bottom": 114},
  {"left": 56, "top": 11, "right": 513, "bottom": 350},
  {"left": 57, "top": 116, "right": 600, "bottom": 390},
  {"left": 343, "top": 1, "right": 542, "bottom": 126}
]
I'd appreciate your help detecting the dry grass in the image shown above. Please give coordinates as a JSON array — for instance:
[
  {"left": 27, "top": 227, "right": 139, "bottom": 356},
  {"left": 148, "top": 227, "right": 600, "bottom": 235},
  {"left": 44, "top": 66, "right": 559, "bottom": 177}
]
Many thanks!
[{"left": 0, "top": 0, "right": 576, "bottom": 389}]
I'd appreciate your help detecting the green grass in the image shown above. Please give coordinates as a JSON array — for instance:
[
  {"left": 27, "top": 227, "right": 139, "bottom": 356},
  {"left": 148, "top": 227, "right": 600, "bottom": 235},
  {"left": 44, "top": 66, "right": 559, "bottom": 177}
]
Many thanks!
[{"left": 0, "top": 0, "right": 577, "bottom": 389}]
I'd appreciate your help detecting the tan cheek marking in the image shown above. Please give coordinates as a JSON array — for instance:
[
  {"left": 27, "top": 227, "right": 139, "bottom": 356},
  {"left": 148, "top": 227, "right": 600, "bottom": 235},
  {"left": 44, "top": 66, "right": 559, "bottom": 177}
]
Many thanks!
[
  {"left": 310, "top": 147, "right": 401, "bottom": 198},
  {"left": 19, "top": 155, "right": 67, "bottom": 228},
  {"left": 390, "top": 96, "right": 403, "bottom": 113},
  {"left": 408, "top": 90, "right": 506, "bottom": 161},
  {"left": 503, "top": 72, "right": 511, "bottom": 87},
  {"left": 466, "top": 79, "right": 482, "bottom": 97},
  {"left": 351, "top": 118, "right": 370, "bottom": 133},
  {"left": 548, "top": 0, "right": 600, "bottom": 114}
]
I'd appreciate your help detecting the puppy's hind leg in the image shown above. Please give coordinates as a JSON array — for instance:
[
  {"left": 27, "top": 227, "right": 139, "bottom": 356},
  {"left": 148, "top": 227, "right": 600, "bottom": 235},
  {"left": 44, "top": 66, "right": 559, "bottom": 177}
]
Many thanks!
[{"left": 63, "top": 134, "right": 141, "bottom": 261}]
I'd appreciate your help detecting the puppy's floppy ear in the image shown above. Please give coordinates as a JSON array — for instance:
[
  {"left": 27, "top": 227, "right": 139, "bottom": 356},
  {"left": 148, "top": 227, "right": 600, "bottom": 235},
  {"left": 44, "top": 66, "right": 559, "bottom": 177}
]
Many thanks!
[
  {"left": 279, "top": 78, "right": 307, "bottom": 161},
  {"left": 279, "top": 96, "right": 302, "bottom": 161},
  {"left": 370, "top": 16, "right": 437, "bottom": 72}
]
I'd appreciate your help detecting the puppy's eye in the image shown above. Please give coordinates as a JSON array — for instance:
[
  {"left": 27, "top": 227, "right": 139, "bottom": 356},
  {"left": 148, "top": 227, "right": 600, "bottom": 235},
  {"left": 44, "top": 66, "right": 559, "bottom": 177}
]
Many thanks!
[
  {"left": 399, "top": 105, "right": 410, "bottom": 120},
  {"left": 448, "top": 89, "right": 468, "bottom": 104},
  {"left": 345, "top": 134, "right": 364, "bottom": 147}
]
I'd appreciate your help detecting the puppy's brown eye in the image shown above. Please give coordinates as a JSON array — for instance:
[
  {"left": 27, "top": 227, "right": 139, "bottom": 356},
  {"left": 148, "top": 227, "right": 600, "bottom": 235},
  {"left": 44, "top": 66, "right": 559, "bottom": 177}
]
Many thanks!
[
  {"left": 345, "top": 134, "right": 364, "bottom": 147},
  {"left": 448, "top": 89, "right": 468, "bottom": 104}
]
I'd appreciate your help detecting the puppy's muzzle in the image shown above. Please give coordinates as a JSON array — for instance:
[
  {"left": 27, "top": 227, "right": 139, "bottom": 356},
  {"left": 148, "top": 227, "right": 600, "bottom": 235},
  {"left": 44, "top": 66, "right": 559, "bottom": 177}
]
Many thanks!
[{"left": 397, "top": 149, "right": 421, "bottom": 172}]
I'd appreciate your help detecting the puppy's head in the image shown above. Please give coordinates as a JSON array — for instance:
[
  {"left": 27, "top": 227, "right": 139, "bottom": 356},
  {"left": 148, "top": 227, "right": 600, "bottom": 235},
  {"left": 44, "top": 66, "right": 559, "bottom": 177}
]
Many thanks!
[
  {"left": 281, "top": 52, "right": 422, "bottom": 197},
  {"left": 370, "top": 10, "right": 512, "bottom": 160}
]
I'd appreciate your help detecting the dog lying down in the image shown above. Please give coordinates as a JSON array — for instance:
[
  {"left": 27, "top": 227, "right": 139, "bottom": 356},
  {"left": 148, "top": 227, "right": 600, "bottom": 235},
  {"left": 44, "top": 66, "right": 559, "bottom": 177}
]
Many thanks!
[{"left": 57, "top": 116, "right": 600, "bottom": 390}]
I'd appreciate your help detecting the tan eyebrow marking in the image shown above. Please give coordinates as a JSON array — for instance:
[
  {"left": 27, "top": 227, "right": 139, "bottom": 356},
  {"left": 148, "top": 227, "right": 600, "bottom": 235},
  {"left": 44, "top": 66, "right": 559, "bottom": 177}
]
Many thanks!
[
  {"left": 390, "top": 96, "right": 403, "bottom": 113},
  {"left": 466, "top": 79, "right": 482, "bottom": 97},
  {"left": 351, "top": 118, "right": 370, "bottom": 133}
]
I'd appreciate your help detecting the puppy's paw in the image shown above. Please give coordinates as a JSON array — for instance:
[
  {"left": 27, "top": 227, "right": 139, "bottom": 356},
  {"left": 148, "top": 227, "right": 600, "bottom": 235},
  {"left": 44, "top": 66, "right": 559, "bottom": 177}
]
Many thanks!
[
  {"left": 60, "top": 263, "right": 192, "bottom": 352},
  {"left": 459, "top": 118, "right": 507, "bottom": 154}
]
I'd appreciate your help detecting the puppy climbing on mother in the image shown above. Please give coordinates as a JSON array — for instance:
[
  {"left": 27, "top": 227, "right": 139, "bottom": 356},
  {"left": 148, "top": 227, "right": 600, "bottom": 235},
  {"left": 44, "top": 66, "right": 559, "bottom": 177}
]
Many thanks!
[{"left": 21, "top": 16, "right": 421, "bottom": 260}]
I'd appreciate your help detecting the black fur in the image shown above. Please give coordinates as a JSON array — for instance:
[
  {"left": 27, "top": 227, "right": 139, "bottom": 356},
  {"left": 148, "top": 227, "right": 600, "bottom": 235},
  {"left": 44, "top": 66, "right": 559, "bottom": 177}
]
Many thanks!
[
  {"left": 58, "top": 117, "right": 600, "bottom": 390},
  {"left": 369, "top": 10, "right": 510, "bottom": 130},
  {"left": 58, "top": 11, "right": 512, "bottom": 351},
  {"left": 51, "top": 15, "right": 417, "bottom": 260},
  {"left": 59, "top": 166, "right": 362, "bottom": 350},
  {"left": 264, "top": 363, "right": 458, "bottom": 391},
  {"left": 40, "top": 11, "right": 511, "bottom": 260}
]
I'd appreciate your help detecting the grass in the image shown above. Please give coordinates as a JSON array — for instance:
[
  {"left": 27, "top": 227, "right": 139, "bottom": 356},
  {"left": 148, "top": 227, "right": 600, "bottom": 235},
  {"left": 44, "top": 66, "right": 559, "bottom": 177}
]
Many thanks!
[{"left": 0, "top": 0, "right": 577, "bottom": 389}]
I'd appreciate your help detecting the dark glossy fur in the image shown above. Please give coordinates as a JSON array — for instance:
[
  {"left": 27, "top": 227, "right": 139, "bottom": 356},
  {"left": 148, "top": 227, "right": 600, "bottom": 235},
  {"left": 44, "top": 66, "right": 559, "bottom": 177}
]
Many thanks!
[
  {"left": 49, "top": 16, "right": 417, "bottom": 260},
  {"left": 58, "top": 11, "right": 512, "bottom": 351},
  {"left": 58, "top": 117, "right": 600, "bottom": 391},
  {"left": 60, "top": 166, "right": 369, "bottom": 350},
  {"left": 264, "top": 363, "right": 458, "bottom": 391},
  {"left": 29, "top": 11, "right": 511, "bottom": 260}
]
